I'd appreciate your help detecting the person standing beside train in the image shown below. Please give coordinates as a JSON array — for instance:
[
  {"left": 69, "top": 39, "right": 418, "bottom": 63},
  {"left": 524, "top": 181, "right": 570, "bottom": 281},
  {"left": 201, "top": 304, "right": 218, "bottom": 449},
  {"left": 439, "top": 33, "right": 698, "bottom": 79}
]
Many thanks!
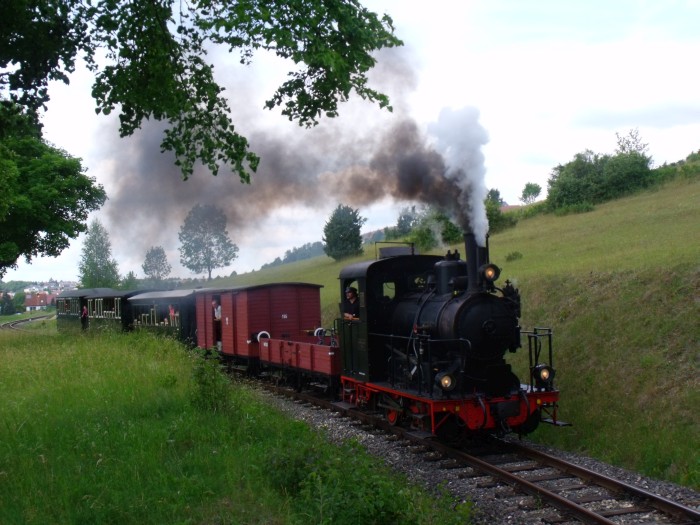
[{"left": 80, "top": 305, "right": 89, "bottom": 330}]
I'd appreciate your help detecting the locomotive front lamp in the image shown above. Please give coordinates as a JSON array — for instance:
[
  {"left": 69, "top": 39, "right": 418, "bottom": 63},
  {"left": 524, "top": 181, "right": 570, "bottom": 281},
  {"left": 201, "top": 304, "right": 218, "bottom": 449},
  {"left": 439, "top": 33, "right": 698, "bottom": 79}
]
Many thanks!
[
  {"left": 532, "top": 364, "right": 555, "bottom": 389},
  {"left": 480, "top": 264, "right": 501, "bottom": 283},
  {"left": 436, "top": 372, "right": 456, "bottom": 391}
]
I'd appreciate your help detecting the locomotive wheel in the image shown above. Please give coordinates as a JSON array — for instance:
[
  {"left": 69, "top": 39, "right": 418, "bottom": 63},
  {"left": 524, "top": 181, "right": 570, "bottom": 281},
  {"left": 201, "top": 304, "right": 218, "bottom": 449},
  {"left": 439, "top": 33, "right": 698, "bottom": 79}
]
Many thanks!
[
  {"left": 515, "top": 408, "right": 541, "bottom": 435},
  {"left": 383, "top": 394, "right": 403, "bottom": 426},
  {"left": 385, "top": 408, "right": 402, "bottom": 426},
  {"left": 435, "top": 414, "right": 464, "bottom": 446}
]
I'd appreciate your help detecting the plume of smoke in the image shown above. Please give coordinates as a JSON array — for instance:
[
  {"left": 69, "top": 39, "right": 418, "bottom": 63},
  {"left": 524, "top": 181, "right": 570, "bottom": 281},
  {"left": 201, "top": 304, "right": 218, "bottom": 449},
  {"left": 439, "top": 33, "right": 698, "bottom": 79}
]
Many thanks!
[
  {"left": 323, "top": 107, "right": 490, "bottom": 245},
  {"left": 429, "top": 107, "right": 490, "bottom": 245},
  {"left": 99, "top": 43, "right": 490, "bottom": 271}
]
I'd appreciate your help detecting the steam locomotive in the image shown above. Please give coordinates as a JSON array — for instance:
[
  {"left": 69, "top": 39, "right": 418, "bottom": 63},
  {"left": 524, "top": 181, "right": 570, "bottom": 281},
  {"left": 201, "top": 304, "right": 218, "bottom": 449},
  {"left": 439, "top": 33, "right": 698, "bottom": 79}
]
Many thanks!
[{"left": 57, "top": 232, "right": 561, "bottom": 439}]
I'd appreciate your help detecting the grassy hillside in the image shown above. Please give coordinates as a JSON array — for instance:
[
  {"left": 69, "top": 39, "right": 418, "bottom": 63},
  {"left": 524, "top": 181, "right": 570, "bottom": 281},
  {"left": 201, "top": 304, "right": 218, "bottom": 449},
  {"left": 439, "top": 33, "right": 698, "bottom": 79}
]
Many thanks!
[{"left": 212, "top": 176, "right": 699, "bottom": 489}]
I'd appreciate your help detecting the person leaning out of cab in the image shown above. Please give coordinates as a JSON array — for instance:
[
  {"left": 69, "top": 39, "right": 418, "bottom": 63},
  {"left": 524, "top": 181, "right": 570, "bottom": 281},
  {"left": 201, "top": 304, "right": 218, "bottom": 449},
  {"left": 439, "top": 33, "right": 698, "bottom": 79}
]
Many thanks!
[{"left": 343, "top": 287, "right": 359, "bottom": 320}]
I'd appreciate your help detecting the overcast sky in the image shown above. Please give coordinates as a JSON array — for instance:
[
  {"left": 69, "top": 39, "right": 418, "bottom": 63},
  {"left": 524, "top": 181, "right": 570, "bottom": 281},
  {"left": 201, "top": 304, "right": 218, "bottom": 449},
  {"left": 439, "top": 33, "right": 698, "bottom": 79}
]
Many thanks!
[{"left": 5, "top": 0, "right": 699, "bottom": 284}]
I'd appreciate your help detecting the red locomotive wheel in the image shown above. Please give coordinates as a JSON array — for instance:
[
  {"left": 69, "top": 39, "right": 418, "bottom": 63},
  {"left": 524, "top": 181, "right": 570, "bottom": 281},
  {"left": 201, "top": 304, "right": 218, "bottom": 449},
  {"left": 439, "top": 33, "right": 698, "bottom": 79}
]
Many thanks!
[{"left": 385, "top": 408, "right": 402, "bottom": 426}]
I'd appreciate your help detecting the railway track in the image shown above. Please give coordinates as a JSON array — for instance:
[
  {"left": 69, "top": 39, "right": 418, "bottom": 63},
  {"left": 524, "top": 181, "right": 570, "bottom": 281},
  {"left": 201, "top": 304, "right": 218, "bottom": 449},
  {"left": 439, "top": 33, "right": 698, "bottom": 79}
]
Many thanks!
[
  {"left": 0, "top": 314, "right": 53, "bottom": 331},
  {"left": 261, "top": 382, "right": 700, "bottom": 525}
]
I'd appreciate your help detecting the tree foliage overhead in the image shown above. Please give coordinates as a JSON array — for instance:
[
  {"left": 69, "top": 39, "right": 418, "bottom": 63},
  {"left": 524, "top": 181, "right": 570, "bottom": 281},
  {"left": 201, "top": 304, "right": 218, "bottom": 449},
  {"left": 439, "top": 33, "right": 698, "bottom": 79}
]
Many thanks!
[
  {"left": 0, "top": 0, "right": 402, "bottom": 180},
  {"left": 178, "top": 204, "right": 238, "bottom": 280},
  {"left": 322, "top": 204, "right": 366, "bottom": 261},
  {"left": 78, "top": 219, "right": 120, "bottom": 288},
  {"left": 0, "top": 103, "right": 107, "bottom": 279},
  {"left": 142, "top": 245, "right": 171, "bottom": 282}
]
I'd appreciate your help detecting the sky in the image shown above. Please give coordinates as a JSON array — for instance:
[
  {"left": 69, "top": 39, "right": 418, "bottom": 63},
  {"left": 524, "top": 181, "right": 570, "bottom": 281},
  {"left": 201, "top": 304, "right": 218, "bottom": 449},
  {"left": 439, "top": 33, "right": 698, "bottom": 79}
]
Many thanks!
[{"left": 4, "top": 0, "right": 700, "bottom": 284}]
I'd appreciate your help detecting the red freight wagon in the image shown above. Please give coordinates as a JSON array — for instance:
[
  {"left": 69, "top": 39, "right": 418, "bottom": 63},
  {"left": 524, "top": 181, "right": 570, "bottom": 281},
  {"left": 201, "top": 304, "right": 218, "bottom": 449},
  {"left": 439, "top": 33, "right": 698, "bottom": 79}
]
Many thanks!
[
  {"left": 260, "top": 338, "right": 341, "bottom": 377},
  {"left": 195, "top": 283, "right": 323, "bottom": 363}
]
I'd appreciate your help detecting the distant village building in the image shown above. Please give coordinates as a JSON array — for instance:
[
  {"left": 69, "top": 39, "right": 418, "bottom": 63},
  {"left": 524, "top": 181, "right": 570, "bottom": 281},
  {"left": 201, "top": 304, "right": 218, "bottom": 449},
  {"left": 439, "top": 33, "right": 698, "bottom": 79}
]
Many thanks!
[{"left": 24, "top": 292, "right": 56, "bottom": 312}]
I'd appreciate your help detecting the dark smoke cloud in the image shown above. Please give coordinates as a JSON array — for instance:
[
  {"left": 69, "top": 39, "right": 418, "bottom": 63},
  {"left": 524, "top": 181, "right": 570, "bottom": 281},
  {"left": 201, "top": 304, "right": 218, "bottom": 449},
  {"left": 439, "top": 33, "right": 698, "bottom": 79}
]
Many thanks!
[
  {"left": 321, "top": 109, "right": 489, "bottom": 244},
  {"left": 100, "top": 47, "right": 490, "bottom": 274}
]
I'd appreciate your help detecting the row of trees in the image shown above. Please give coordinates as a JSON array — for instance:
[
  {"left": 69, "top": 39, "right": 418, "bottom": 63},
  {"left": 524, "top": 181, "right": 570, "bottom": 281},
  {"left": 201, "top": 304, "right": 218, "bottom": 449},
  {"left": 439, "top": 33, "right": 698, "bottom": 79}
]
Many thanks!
[
  {"left": 260, "top": 242, "right": 325, "bottom": 270},
  {"left": 320, "top": 189, "right": 522, "bottom": 260},
  {"left": 546, "top": 130, "right": 653, "bottom": 210},
  {"left": 78, "top": 204, "right": 240, "bottom": 288}
]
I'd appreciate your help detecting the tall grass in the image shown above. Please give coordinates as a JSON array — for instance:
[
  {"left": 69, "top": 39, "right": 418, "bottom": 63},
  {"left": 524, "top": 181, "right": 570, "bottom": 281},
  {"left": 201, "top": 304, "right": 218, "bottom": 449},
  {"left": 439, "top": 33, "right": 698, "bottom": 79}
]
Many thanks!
[
  {"left": 0, "top": 330, "right": 472, "bottom": 524},
  {"left": 493, "top": 178, "right": 699, "bottom": 489}
]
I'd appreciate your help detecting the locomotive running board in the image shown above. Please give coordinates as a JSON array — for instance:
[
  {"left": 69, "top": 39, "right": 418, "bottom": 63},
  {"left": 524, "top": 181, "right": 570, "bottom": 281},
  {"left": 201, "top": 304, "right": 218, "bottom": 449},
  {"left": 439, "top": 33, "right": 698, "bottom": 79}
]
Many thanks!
[
  {"left": 405, "top": 430, "right": 435, "bottom": 440},
  {"left": 541, "top": 418, "right": 572, "bottom": 427},
  {"left": 332, "top": 401, "right": 355, "bottom": 410}
]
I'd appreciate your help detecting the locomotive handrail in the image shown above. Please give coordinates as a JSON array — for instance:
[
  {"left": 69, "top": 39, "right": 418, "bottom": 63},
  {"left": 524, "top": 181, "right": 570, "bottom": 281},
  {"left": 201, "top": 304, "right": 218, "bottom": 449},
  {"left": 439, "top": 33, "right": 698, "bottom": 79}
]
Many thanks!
[{"left": 523, "top": 327, "right": 554, "bottom": 391}]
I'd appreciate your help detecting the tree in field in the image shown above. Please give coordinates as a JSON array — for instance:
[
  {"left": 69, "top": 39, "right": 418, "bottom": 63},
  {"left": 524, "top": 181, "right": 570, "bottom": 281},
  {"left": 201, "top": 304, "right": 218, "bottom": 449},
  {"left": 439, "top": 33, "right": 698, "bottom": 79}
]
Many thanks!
[
  {"left": 178, "top": 204, "right": 238, "bottom": 280},
  {"left": 520, "top": 182, "right": 542, "bottom": 205},
  {"left": 322, "top": 204, "right": 366, "bottom": 261},
  {"left": 120, "top": 270, "right": 138, "bottom": 290},
  {"left": 78, "top": 219, "right": 120, "bottom": 288},
  {"left": 0, "top": 103, "right": 107, "bottom": 279},
  {"left": 485, "top": 188, "right": 517, "bottom": 233},
  {"left": 142, "top": 246, "right": 171, "bottom": 282},
  {"left": 486, "top": 188, "right": 505, "bottom": 207},
  {"left": 392, "top": 206, "right": 419, "bottom": 238},
  {"left": 1, "top": 292, "right": 17, "bottom": 315},
  {"left": 1, "top": 0, "right": 401, "bottom": 181},
  {"left": 13, "top": 291, "right": 26, "bottom": 312}
]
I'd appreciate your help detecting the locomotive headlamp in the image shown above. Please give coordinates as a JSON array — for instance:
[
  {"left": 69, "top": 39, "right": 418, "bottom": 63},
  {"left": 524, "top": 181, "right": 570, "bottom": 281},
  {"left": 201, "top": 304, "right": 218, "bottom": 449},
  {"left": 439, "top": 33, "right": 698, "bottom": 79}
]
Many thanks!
[
  {"left": 532, "top": 364, "right": 555, "bottom": 389},
  {"left": 435, "top": 372, "right": 456, "bottom": 391},
  {"left": 480, "top": 264, "right": 501, "bottom": 283}
]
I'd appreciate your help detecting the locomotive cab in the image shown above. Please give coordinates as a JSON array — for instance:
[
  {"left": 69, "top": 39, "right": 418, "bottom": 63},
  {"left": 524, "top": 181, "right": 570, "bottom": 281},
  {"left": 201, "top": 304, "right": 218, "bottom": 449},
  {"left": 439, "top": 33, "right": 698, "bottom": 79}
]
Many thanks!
[{"left": 338, "top": 253, "right": 443, "bottom": 383}]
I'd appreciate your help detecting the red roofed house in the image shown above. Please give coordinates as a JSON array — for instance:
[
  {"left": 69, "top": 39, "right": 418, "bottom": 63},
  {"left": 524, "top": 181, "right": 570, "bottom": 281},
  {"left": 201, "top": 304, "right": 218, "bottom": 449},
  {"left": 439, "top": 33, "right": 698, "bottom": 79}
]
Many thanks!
[{"left": 24, "top": 292, "right": 56, "bottom": 312}]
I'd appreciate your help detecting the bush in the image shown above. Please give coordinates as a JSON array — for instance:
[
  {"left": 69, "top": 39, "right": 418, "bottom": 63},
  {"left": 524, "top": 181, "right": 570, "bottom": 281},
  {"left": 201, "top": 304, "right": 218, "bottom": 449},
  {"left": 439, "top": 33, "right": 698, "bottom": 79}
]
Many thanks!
[
  {"left": 505, "top": 251, "right": 523, "bottom": 262},
  {"left": 553, "top": 202, "right": 595, "bottom": 216},
  {"left": 516, "top": 201, "right": 548, "bottom": 220},
  {"left": 486, "top": 199, "right": 518, "bottom": 233},
  {"left": 189, "top": 351, "right": 231, "bottom": 412}
]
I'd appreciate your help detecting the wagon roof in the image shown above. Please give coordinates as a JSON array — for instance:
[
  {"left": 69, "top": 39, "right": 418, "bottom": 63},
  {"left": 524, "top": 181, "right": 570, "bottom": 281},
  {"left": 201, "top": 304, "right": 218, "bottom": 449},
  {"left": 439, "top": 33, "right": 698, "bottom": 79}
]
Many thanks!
[
  {"left": 127, "top": 289, "right": 198, "bottom": 302},
  {"left": 57, "top": 288, "right": 160, "bottom": 299},
  {"left": 56, "top": 287, "right": 119, "bottom": 299},
  {"left": 193, "top": 282, "right": 323, "bottom": 295}
]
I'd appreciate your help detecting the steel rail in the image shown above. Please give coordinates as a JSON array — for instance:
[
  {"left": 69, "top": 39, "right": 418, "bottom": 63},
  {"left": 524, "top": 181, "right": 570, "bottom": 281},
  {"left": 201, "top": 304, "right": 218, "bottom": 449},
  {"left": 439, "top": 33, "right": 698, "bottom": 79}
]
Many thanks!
[
  {"left": 258, "top": 382, "right": 700, "bottom": 525},
  {"left": 497, "top": 438, "right": 700, "bottom": 524}
]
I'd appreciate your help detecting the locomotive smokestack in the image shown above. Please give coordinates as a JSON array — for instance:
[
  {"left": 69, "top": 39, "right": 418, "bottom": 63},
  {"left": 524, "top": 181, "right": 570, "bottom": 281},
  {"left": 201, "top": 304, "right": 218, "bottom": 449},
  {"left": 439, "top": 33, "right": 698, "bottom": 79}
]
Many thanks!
[{"left": 464, "top": 233, "right": 479, "bottom": 293}]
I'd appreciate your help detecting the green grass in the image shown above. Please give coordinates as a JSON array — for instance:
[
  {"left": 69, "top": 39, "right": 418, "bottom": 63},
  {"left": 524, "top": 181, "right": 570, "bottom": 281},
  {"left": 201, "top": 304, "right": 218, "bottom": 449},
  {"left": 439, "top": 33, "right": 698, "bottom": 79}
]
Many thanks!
[
  {"left": 494, "top": 178, "right": 699, "bottom": 488},
  {"left": 0, "top": 330, "right": 472, "bottom": 524},
  {"left": 216, "top": 177, "right": 700, "bottom": 489}
]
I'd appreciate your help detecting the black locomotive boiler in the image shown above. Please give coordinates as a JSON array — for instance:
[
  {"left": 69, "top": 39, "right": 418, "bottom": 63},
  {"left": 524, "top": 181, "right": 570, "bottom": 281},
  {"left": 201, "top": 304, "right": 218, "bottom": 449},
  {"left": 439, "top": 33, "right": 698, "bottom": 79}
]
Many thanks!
[{"left": 337, "top": 233, "right": 560, "bottom": 439}]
